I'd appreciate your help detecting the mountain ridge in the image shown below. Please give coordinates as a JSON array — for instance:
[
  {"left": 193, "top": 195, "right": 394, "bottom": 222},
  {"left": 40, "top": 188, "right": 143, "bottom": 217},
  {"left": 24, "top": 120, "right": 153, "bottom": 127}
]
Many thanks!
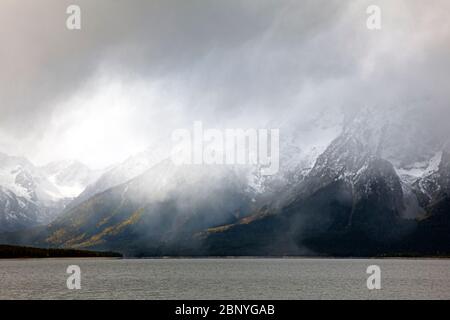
[{"left": 1, "top": 107, "right": 450, "bottom": 256}]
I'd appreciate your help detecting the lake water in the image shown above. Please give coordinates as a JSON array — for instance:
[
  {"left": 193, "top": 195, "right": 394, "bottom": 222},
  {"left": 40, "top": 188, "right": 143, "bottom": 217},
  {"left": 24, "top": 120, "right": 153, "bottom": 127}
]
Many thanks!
[{"left": 0, "top": 258, "right": 449, "bottom": 299}]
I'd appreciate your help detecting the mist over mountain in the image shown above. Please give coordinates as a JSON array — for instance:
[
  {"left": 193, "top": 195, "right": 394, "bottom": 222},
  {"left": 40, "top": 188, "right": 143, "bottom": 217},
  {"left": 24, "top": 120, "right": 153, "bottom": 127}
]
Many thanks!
[
  {"left": 200, "top": 107, "right": 450, "bottom": 256},
  {"left": 68, "top": 145, "right": 170, "bottom": 210},
  {"left": 2, "top": 104, "right": 450, "bottom": 256},
  {"left": 1, "top": 1, "right": 450, "bottom": 256}
]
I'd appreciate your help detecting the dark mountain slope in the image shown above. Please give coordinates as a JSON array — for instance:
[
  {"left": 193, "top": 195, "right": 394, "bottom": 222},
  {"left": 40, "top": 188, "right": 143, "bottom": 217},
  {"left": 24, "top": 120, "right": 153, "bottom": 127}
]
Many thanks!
[
  {"left": 200, "top": 130, "right": 420, "bottom": 256},
  {"left": 1, "top": 161, "right": 258, "bottom": 256}
]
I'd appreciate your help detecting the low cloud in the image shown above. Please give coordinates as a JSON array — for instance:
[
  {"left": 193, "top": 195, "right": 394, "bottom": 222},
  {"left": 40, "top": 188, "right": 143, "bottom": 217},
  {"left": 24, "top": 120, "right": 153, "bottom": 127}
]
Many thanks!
[{"left": 0, "top": 0, "right": 449, "bottom": 168}]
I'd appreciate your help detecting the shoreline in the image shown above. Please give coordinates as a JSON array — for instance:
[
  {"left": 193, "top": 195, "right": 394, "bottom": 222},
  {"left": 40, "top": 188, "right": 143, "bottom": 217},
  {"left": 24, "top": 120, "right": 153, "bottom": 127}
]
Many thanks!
[
  {"left": 3, "top": 255, "right": 449, "bottom": 260},
  {"left": 0, "top": 244, "right": 122, "bottom": 259},
  {"left": 122, "top": 256, "right": 450, "bottom": 260}
]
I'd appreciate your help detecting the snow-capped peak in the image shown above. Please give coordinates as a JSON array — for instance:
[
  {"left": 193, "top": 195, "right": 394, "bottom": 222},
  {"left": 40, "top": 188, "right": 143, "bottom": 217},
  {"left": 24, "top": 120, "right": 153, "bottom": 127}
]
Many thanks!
[{"left": 0, "top": 152, "right": 102, "bottom": 230}]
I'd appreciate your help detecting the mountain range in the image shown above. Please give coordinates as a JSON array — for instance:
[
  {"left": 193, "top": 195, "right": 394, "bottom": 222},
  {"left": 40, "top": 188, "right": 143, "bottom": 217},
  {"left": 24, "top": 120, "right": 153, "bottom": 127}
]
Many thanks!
[{"left": 1, "top": 106, "right": 450, "bottom": 257}]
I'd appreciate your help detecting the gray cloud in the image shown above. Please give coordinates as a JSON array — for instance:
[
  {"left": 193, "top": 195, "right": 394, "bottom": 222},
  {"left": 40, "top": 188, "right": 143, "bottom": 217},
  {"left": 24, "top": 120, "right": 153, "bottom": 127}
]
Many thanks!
[{"left": 0, "top": 0, "right": 449, "bottom": 167}]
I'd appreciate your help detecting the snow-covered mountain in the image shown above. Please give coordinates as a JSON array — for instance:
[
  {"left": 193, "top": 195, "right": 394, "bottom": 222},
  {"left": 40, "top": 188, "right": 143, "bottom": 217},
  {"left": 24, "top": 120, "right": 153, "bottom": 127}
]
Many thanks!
[
  {"left": 197, "top": 106, "right": 450, "bottom": 256},
  {"left": 3, "top": 105, "right": 450, "bottom": 256},
  {"left": 0, "top": 186, "right": 40, "bottom": 232},
  {"left": 234, "top": 111, "right": 344, "bottom": 198},
  {"left": 22, "top": 160, "right": 259, "bottom": 253},
  {"left": 3, "top": 113, "right": 344, "bottom": 252},
  {"left": 0, "top": 153, "right": 99, "bottom": 231},
  {"left": 69, "top": 145, "right": 170, "bottom": 208},
  {"left": 39, "top": 160, "right": 101, "bottom": 199}
]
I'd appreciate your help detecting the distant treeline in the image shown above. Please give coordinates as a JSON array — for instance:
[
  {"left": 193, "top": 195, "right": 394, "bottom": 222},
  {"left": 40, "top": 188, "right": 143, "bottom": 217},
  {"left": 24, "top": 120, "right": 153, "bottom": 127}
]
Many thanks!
[{"left": 0, "top": 244, "right": 122, "bottom": 258}]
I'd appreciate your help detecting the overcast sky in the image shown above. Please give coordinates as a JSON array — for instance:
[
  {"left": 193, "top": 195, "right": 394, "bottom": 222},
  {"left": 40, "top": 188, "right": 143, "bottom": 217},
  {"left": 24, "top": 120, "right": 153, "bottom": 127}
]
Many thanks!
[{"left": 0, "top": 0, "right": 449, "bottom": 169}]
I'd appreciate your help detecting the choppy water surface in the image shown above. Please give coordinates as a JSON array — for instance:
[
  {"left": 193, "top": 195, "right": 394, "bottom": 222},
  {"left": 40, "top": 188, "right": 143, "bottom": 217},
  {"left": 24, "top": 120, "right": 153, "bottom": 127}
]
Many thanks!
[{"left": 0, "top": 258, "right": 449, "bottom": 299}]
